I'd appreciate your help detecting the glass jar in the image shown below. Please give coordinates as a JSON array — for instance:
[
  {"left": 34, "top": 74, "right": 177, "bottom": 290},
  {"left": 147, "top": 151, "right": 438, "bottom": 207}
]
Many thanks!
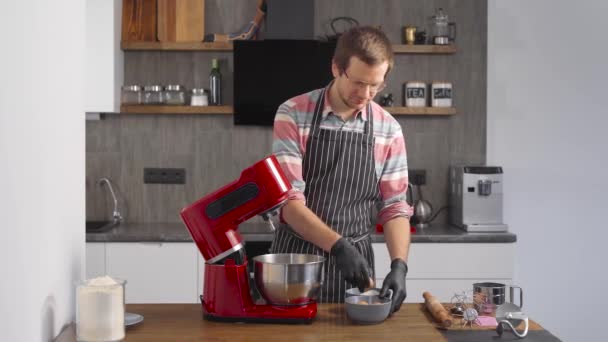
[
  {"left": 190, "top": 88, "right": 208, "bottom": 106},
  {"left": 143, "top": 85, "right": 164, "bottom": 104},
  {"left": 120, "top": 85, "right": 142, "bottom": 105},
  {"left": 76, "top": 276, "right": 126, "bottom": 342},
  {"left": 164, "top": 84, "right": 186, "bottom": 105}
]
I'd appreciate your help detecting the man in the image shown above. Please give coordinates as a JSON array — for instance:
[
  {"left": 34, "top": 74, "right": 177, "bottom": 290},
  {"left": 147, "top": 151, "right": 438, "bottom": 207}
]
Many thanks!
[{"left": 270, "top": 26, "right": 412, "bottom": 314}]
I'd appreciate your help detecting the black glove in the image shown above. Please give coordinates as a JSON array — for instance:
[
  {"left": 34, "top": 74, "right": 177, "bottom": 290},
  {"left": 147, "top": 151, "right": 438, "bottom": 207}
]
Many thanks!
[
  {"left": 330, "top": 237, "right": 372, "bottom": 292},
  {"left": 380, "top": 258, "right": 408, "bottom": 314}
]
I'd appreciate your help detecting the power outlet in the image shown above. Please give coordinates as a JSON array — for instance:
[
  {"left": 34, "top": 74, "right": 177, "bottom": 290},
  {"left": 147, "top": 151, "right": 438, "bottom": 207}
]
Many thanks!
[
  {"left": 408, "top": 169, "right": 426, "bottom": 186},
  {"left": 144, "top": 168, "right": 186, "bottom": 184}
]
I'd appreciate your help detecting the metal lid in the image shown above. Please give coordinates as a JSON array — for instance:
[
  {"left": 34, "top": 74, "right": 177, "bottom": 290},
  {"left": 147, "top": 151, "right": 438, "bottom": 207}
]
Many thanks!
[
  {"left": 405, "top": 81, "right": 426, "bottom": 85},
  {"left": 191, "top": 88, "right": 207, "bottom": 94},
  {"left": 143, "top": 85, "right": 163, "bottom": 91},
  {"left": 121, "top": 85, "right": 141, "bottom": 91},
  {"left": 165, "top": 84, "right": 184, "bottom": 91}
]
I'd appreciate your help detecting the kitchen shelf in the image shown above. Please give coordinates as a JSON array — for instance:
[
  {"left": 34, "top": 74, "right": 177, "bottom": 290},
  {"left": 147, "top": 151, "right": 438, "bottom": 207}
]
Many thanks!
[
  {"left": 386, "top": 107, "right": 456, "bottom": 115},
  {"left": 121, "top": 41, "right": 233, "bottom": 51},
  {"left": 392, "top": 44, "right": 456, "bottom": 54},
  {"left": 120, "top": 105, "right": 455, "bottom": 116},
  {"left": 120, "top": 105, "right": 233, "bottom": 114},
  {"left": 121, "top": 41, "right": 456, "bottom": 54}
]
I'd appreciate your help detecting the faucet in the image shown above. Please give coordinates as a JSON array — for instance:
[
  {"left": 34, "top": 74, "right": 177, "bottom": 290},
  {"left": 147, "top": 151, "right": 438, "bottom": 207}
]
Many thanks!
[{"left": 98, "top": 178, "right": 123, "bottom": 223}]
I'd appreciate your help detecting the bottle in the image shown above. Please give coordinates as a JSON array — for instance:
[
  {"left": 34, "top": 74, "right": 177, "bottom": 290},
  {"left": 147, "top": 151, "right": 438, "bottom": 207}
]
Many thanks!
[{"left": 209, "top": 59, "right": 221, "bottom": 105}]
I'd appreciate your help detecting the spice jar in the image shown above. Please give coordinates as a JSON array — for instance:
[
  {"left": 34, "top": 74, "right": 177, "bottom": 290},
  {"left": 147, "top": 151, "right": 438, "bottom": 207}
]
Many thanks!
[
  {"left": 431, "top": 82, "right": 453, "bottom": 107},
  {"left": 164, "top": 84, "right": 187, "bottom": 105},
  {"left": 121, "top": 85, "right": 142, "bottom": 105},
  {"left": 190, "top": 88, "right": 208, "bottom": 106},
  {"left": 143, "top": 85, "right": 164, "bottom": 104}
]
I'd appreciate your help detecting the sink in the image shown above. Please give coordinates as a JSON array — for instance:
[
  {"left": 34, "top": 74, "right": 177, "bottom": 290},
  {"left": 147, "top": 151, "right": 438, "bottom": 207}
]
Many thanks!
[{"left": 86, "top": 220, "right": 120, "bottom": 233}]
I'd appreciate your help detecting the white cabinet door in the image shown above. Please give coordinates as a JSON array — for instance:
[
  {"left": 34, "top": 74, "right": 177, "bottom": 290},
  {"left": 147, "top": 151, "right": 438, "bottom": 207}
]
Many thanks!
[
  {"left": 86, "top": 243, "right": 106, "bottom": 279},
  {"left": 372, "top": 243, "right": 515, "bottom": 303},
  {"left": 106, "top": 242, "right": 199, "bottom": 304},
  {"left": 85, "top": 0, "right": 123, "bottom": 113}
]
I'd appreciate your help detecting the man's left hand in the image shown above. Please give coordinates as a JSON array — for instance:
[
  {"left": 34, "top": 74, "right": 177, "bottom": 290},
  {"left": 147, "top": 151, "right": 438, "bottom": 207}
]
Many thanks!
[{"left": 379, "top": 258, "right": 408, "bottom": 314}]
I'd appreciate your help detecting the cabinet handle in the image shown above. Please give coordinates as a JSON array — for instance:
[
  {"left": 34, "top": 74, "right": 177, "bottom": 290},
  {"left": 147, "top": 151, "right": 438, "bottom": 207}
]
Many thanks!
[{"left": 138, "top": 242, "right": 163, "bottom": 247}]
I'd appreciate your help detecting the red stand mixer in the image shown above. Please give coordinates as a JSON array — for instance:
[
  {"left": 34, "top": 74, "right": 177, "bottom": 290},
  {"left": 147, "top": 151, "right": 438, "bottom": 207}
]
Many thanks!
[{"left": 180, "top": 155, "right": 319, "bottom": 323}]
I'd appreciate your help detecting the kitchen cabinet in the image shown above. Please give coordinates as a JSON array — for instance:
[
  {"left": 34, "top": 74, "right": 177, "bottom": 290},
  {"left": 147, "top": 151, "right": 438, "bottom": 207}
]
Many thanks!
[
  {"left": 86, "top": 242, "right": 511, "bottom": 304},
  {"left": 85, "top": 242, "right": 106, "bottom": 279},
  {"left": 86, "top": 0, "right": 124, "bottom": 113},
  {"left": 105, "top": 242, "right": 199, "bottom": 303},
  {"left": 372, "top": 243, "right": 515, "bottom": 303}
]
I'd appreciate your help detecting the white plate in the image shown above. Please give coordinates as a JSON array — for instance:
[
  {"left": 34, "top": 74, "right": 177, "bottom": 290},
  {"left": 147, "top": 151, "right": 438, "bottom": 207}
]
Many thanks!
[{"left": 125, "top": 312, "right": 144, "bottom": 326}]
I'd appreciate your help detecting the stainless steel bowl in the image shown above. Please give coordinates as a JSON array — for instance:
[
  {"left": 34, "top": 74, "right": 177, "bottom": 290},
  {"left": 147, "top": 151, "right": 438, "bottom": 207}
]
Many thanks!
[{"left": 253, "top": 253, "right": 325, "bottom": 305}]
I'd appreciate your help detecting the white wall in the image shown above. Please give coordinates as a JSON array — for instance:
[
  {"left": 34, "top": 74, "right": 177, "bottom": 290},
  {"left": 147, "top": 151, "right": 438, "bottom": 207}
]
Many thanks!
[
  {"left": 0, "top": 1, "right": 85, "bottom": 341},
  {"left": 488, "top": 1, "right": 608, "bottom": 340}
]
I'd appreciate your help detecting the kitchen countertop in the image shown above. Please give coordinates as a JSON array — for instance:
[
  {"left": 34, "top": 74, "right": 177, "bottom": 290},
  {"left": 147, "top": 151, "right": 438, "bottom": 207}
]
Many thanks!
[
  {"left": 55, "top": 303, "right": 558, "bottom": 342},
  {"left": 86, "top": 222, "right": 516, "bottom": 243}
]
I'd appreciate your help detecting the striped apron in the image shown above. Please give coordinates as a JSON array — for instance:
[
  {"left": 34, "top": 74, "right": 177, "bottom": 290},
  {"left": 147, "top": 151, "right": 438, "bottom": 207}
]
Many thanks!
[{"left": 270, "top": 88, "right": 380, "bottom": 303}]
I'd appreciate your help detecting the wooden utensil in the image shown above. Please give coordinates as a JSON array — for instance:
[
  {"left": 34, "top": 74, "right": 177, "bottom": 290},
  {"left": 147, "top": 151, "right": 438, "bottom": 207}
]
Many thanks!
[
  {"left": 157, "top": 0, "right": 205, "bottom": 42},
  {"left": 423, "top": 291, "right": 453, "bottom": 328},
  {"left": 121, "top": 0, "right": 157, "bottom": 42}
]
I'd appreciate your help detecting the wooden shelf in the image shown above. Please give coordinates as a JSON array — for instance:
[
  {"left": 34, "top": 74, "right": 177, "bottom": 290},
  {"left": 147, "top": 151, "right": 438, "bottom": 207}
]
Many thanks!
[
  {"left": 385, "top": 107, "right": 456, "bottom": 115},
  {"left": 120, "top": 105, "right": 233, "bottom": 114},
  {"left": 121, "top": 41, "right": 233, "bottom": 51},
  {"left": 121, "top": 41, "right": 455, "bottom": 54},
  {"left": 121, "top": 105, "right": 454, "bottom": 116},
  {"left": 392, "top": 44, "right": 456, "bottom": 54}
]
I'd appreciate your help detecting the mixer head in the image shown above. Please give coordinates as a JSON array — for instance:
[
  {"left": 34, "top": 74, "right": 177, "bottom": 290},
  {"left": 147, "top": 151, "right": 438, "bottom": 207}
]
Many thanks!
[{"left": 180, "top": 155, "right": 291, "bottom": 263}]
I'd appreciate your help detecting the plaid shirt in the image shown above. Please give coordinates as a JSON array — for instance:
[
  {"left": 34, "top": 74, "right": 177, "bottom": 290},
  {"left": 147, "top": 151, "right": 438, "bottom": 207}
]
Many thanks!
[{"left": 273, "top": 86, "right": 413, "bottom": 225}]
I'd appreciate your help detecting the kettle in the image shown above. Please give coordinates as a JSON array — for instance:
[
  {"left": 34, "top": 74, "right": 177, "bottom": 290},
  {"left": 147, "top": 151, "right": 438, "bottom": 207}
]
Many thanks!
[{"left": 409, "top": 183, "right": 433, "bottom": 228}]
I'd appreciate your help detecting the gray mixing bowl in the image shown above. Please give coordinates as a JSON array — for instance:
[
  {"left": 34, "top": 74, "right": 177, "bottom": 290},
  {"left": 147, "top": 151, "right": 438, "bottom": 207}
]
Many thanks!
[
  {"left": 345, "top": 291, "right": 392, "bottom": 324},
  {"left": 253, "top": 253, "right": 325, "bottom": 305}
]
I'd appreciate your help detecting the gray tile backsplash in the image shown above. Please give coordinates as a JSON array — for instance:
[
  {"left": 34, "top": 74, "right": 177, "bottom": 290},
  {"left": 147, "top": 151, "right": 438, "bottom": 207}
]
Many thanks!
[{"left": 86, "top": 0, "right": 487, "bottom": 225}]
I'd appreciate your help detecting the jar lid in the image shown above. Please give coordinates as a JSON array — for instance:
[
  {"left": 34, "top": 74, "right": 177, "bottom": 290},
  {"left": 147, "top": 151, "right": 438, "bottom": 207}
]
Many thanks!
[
  {"left": 405, "top": 81, "right": 426, "bottom": 85},
  {"left": 431, "top": 81, "right": 452, "bottom": 85},
  {"left": 144, "top": 85, "right": 163, "bottom": 91},
  {"left": 191, "top": 88, "right": 207, "bottom": 94},
  {"left": 166, "top": 84, "right": 184, "bottom": 91},
  {"left": 122, "top": 85, "right": 141, "bottom": 91}
]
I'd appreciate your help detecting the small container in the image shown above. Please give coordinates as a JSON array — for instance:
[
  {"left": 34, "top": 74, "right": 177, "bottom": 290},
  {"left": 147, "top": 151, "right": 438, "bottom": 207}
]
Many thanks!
[
  {"left": 190, "top": 88, "right": 208, "bottom": 106},
  {"left": 164, "top": 84, "right": 186, "bottom": 105},
  {"left": 143, "top": 85, "right": 164, "bottom": 104},
  {"left": 76, "top": 276, "right": 126, "bottom": 342},
  {"left": 431, "top": 82, "right": 453, "bottom": 107},
  {"left": 404, "top": 81, "right": 427, "bottom": 107},
  {"left": 120, "top": 85, "right": 142, "bottom": 105}
]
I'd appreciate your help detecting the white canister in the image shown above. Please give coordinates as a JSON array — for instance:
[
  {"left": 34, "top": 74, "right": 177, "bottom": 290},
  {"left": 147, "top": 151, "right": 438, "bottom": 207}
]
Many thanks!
[
  {"left": 404, "top": 81, "right": 427, "bottom": 107},
  {"left": 431, "top": 82, "right": 453, "bottom": 107},
  {"left": 76, "top": 276, "right": 126, "bottom": 342}
]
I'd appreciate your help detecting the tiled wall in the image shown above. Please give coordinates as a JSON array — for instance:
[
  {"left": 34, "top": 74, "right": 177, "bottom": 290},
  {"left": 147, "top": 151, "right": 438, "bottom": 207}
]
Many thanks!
[{"left": 86, "top": 0, "right": 487, "bottom": 224}]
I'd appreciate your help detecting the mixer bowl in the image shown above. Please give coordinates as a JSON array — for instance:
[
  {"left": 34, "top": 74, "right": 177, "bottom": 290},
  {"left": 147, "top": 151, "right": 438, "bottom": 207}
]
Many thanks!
[{"left": 253, "top": 254, "right": 325, "bottom": 305}]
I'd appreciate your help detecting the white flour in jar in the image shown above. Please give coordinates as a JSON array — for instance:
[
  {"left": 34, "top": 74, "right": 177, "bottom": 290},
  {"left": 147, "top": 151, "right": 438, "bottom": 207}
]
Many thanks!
[{"left": 76, "top": 276, "right": 125, "bottom": 342}]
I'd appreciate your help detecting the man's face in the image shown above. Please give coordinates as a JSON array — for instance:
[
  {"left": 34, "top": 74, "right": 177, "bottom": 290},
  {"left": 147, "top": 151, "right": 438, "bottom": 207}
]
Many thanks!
[{"left": 332, "top": 56, "right": 389, "bottom": 111}]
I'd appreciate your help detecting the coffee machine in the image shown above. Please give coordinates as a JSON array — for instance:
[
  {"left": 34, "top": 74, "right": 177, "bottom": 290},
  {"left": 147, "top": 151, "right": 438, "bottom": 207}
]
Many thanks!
[
  {"left": 449, "top": 166, "right": 508, "bottom": 232},
  {"left": 180, "top": 155, "right": 317, "bottom": 323}
]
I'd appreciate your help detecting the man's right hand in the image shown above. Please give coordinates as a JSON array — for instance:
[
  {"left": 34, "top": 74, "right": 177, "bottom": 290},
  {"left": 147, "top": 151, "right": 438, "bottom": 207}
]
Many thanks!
[{"left": 330, "top": 237, "right": 372, "bottom": 291}]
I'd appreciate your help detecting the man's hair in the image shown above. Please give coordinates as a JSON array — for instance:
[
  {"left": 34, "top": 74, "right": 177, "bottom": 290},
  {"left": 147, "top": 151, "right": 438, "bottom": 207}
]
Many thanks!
[{"left": 333, "top": 26, "right": 394, "bottom": 77}]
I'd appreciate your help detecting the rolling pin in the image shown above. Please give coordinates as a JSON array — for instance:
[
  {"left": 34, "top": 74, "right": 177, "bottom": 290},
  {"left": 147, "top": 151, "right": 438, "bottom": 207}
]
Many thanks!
[{"left": 423, "top": 291, "right": 453, "bottom": 328}]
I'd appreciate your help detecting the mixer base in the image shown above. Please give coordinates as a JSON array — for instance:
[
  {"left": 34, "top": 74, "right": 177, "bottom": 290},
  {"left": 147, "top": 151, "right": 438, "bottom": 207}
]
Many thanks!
[{"left": 203, "top": 312, "right": 315, "bottom": 324}]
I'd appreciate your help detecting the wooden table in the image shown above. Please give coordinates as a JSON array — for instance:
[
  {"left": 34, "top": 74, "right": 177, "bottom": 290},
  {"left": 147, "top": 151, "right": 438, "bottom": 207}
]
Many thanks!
[{"left": 55, "top": 303, "right": 554, "bottom": 342}]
